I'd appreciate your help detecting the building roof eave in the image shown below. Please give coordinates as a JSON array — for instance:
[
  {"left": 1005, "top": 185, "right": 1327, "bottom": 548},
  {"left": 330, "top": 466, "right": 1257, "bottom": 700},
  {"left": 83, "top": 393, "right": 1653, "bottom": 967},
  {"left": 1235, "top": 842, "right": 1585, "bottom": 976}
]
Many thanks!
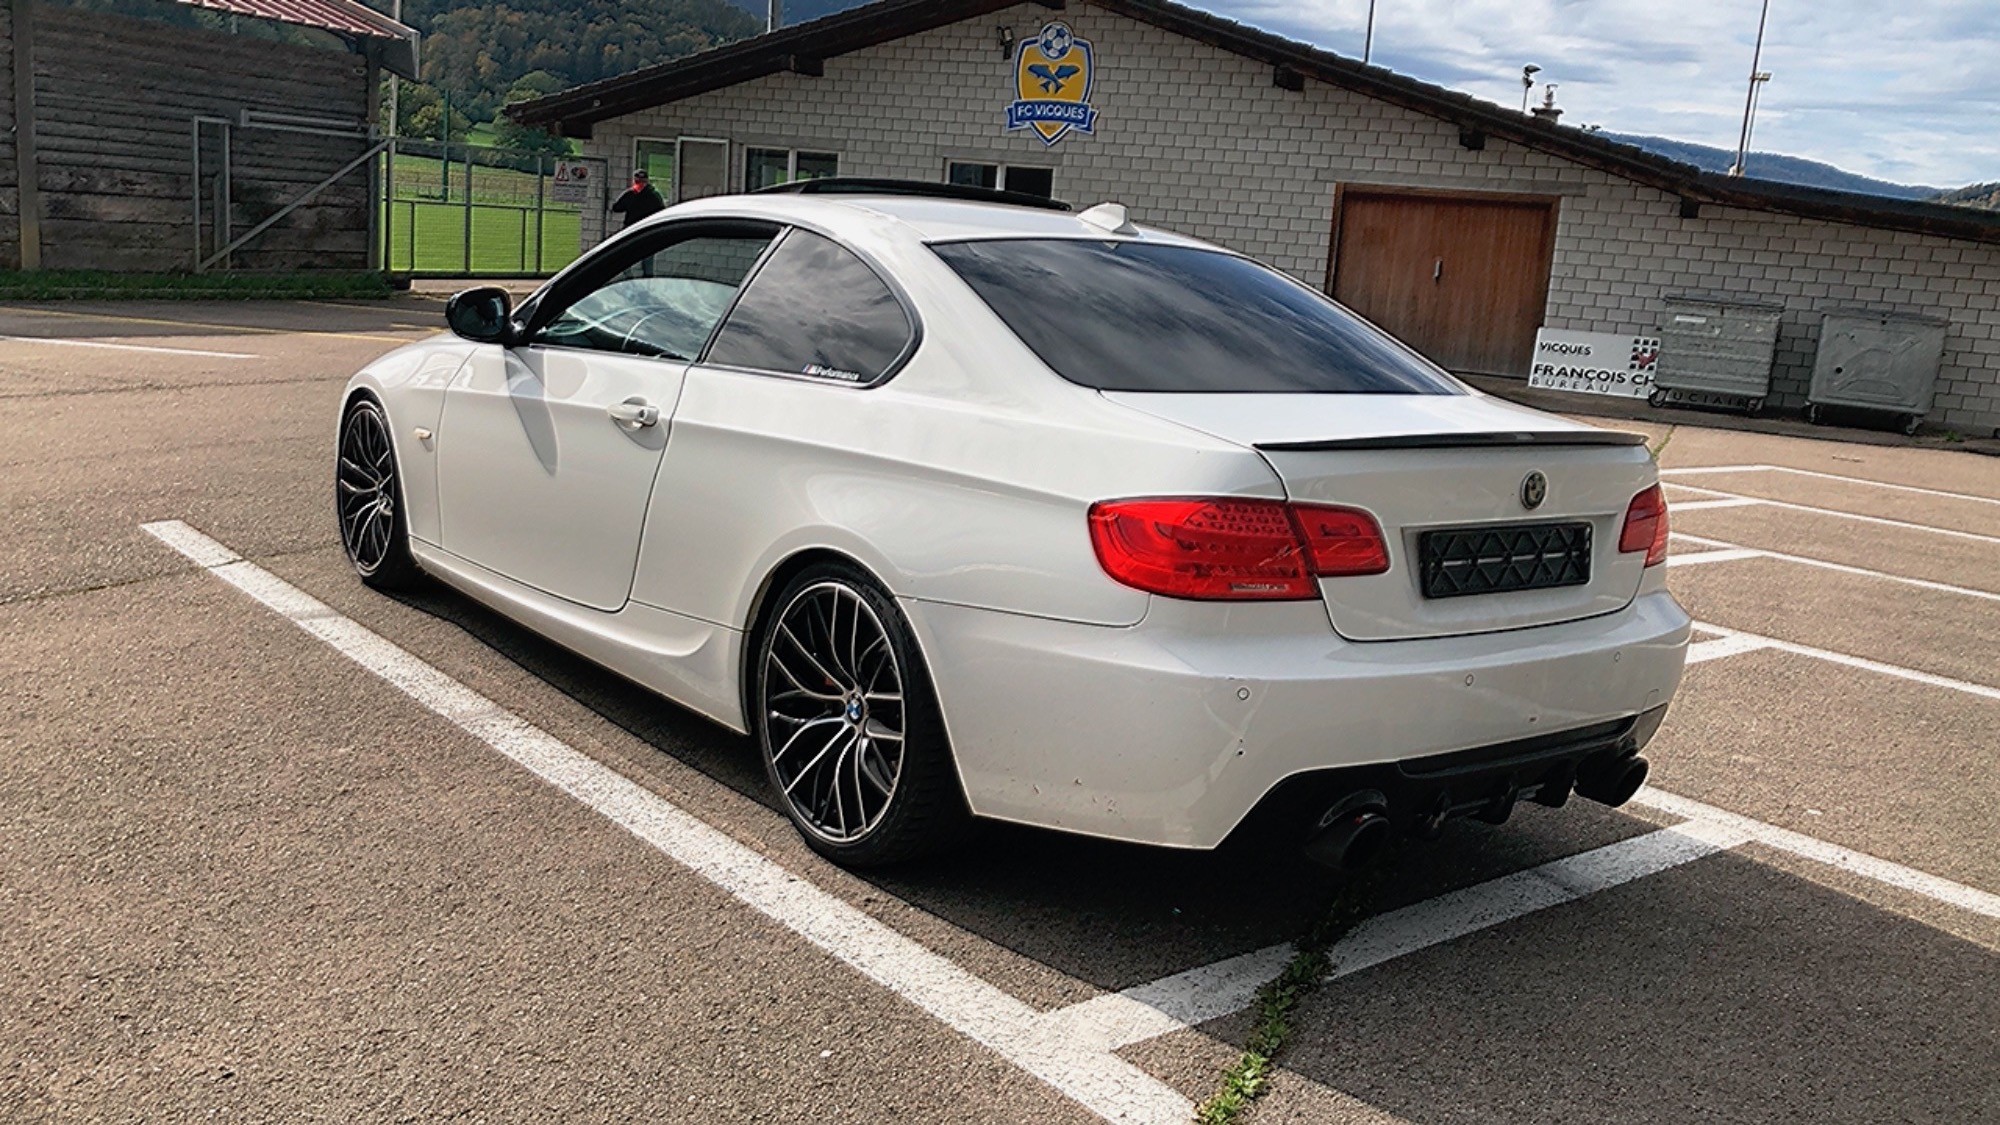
[{"left": 506, "top": 0, "right": 2000, "bottom": 245}]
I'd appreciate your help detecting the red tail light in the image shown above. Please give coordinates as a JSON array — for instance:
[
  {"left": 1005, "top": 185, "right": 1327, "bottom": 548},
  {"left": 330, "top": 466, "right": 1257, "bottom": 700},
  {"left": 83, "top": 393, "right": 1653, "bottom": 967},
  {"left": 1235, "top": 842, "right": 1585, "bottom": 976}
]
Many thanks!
[
  {"left": 1088, "top": 498, "right": 1388, "bottom": 601},
  {"left": 1619, "top": 485, "right": 1670, "bottom": 567}
]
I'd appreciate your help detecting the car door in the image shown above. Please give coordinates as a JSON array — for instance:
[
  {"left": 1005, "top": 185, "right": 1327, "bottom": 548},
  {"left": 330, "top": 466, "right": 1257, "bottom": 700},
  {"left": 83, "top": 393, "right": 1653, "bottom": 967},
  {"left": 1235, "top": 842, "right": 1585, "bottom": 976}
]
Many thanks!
[{"left": 436, "top": 220, "right": 779, "bottom": 611}]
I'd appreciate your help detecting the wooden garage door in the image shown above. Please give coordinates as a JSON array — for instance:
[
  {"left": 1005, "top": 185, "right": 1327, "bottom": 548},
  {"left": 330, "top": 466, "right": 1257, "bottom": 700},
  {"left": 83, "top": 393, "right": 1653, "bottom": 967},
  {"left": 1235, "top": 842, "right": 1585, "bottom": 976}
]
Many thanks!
[{"left": 1329, "top": 190, "right": 1557, "bottom": 375}]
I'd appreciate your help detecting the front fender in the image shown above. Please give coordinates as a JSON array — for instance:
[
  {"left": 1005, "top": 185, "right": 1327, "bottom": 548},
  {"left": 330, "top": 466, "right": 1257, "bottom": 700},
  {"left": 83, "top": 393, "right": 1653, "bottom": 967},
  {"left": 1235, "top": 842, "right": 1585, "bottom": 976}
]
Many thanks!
[{"left": 341, "top": 337, "right": 475, "bottom": 546}]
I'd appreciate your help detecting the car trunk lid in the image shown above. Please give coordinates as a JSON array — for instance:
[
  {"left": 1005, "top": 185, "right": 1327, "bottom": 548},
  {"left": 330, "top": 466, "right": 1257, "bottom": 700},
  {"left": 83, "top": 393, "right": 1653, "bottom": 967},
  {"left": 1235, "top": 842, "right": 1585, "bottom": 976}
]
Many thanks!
[{"left": 1102, "top": 392, "right": 1659, "bottom": 641}]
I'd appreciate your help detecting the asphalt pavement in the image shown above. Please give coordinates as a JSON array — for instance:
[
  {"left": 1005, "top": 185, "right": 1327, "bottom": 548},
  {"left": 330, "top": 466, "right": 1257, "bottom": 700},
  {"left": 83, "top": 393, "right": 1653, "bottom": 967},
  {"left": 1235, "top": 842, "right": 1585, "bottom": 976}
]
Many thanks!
[{"left": 1, "top": 299, "right": 1994, "bottom": 1123}]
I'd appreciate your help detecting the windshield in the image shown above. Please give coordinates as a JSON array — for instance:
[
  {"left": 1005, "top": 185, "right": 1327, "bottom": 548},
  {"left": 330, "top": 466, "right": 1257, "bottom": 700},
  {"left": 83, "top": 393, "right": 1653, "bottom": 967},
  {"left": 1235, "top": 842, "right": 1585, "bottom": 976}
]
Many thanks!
[{"left": 931, "top": 239, "right": 1461, "bottom": 394}]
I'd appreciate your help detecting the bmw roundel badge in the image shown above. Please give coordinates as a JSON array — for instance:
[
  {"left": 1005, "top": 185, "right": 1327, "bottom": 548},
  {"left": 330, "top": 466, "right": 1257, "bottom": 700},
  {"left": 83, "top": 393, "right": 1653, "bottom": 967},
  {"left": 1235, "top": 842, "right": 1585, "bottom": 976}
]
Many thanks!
[{"left": 1521, "top": 470, "right": 1548, "bottom": 510}]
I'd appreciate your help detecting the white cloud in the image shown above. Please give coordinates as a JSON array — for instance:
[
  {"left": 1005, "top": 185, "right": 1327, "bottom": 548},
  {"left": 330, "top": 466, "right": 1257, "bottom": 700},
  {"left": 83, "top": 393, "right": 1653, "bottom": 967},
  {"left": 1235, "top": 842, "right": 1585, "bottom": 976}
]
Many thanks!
[{"left": 1207, "top": 0, "right": 2000, "bottom": 186}]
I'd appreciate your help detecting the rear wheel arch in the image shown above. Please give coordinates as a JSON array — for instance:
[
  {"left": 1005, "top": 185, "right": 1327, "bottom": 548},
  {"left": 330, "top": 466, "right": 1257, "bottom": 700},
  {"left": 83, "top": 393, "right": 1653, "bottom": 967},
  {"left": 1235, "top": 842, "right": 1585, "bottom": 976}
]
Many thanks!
[{"left": 741, "top": 548, "right": 896, "bottom": 716}]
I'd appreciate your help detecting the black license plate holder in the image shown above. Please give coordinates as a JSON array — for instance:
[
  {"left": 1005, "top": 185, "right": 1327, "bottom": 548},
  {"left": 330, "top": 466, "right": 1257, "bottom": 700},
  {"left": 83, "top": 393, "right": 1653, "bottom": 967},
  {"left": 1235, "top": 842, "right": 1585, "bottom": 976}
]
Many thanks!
[{"left": 1418, "top": 522, "right": 1592, "bottom": 599}]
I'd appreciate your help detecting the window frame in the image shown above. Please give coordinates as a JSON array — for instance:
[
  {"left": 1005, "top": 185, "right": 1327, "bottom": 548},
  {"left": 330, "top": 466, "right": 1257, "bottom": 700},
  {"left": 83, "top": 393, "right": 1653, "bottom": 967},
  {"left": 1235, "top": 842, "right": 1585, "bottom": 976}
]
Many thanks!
[
  {"left": 516, "top": 218, "right": 786, "bottom": 362},
  {"left": 943, "top": 159, "right": 1055, "bottom": 197},
  {"left": 743, "top": 146, "right": 843, "bottom": 191},
  {"left": 693, "top": 224, "right": 924, "bottom": 390},
  {"left": 632, "top": 136, "right": 677, "bottom": 186}
]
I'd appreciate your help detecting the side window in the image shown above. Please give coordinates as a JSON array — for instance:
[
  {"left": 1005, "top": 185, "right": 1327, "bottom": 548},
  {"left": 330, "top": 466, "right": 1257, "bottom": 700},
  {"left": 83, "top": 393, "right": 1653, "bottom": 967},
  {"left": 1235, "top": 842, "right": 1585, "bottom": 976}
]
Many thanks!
[
  {"left": 533, "top": 233, "right": 773, "bottom": 359},
  {"left": 705, "top": 230, "right": 914, "bottom": 383}
]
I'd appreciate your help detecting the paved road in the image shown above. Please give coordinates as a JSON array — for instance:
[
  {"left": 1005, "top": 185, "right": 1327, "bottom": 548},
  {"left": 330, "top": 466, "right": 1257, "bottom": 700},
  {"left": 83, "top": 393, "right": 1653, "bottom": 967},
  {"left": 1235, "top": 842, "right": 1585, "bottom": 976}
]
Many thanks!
[{"left": 1, "top": 301, "right": 1994, "bottom": 1123}]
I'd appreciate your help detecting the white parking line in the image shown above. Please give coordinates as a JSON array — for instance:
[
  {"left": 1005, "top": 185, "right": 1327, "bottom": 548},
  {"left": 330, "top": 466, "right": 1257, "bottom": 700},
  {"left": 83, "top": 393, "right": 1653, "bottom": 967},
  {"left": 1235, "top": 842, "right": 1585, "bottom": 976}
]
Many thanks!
[
  {"left": 1049, "top": 790, "right": 2000, "bottom": 1056},
  {"left": 1631, "top": 788, "right": 2000, "bottom": 921},
  {"left": 1042, "top": 821, "right": 1748, "bottom": 1052},
  {"left": 141, "top": 519, "right": 1190, "bottom": 1125},
  {"left": 1668, "top": 497, "right": 1762, "bottom": 512},
  {"left": 1685, "top": 633, "right": 1771, "bottom": 664},
  {"left": 1666, "top": 547, "right": 1763, "bottom": 567},
  {"left": 1693, "top": 621, "right": 2000, "bottom": 702},
  {"left": 1664, "top": 482, "right": 2000, "bottom": 546},
  {"left": 1670, "top": 532, "right": 2000, "bottom": 604},
  {"left": 0, "top": 334, "right": 258, "bottom": 359},
  {"left": 1664, "top": 463, "right": 2000, "bottom": 508},
  {"left": 1659, "top": 465, "right": 1773, "bottom": 477}
]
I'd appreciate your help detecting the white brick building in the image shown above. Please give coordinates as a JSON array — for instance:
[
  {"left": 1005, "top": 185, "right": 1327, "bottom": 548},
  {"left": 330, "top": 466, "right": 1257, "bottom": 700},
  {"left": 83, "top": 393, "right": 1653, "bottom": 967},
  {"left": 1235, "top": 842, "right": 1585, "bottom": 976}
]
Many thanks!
[{"left": 512, "top": 0, "right": 2000, "bottom": 435}]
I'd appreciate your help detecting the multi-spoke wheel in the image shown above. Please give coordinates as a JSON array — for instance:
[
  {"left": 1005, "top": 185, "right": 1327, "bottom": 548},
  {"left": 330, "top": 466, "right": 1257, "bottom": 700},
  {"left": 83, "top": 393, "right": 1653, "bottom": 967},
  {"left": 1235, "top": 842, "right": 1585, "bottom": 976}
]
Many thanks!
[
  {"left": 754, "top": 564, "right": 970, "bottom": 866},
  {"left": 336, "top": 397, "right": 422, "bottom": 590}
]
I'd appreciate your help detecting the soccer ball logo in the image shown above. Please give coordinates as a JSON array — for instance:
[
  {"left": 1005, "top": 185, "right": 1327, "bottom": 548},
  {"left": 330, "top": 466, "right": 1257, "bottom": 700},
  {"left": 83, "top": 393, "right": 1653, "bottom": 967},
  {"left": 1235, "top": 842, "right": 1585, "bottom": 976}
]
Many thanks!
[{"left": 1038, "top": 22, "right": 1074, "bottom": 59}]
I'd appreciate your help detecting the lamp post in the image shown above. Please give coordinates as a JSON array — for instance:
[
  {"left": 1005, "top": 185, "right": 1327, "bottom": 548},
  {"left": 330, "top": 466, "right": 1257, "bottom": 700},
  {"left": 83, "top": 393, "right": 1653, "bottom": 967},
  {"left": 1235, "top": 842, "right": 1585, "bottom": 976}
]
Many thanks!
[
  {"left": 1520, "top": 64, "right": 1541, "bottom": 114},
  {"left": 1363, "top": 0, "right": 1377, "bottom": 64},
  {"left": 1729, "top": 0, "right": 1774, "bottom": 177}
]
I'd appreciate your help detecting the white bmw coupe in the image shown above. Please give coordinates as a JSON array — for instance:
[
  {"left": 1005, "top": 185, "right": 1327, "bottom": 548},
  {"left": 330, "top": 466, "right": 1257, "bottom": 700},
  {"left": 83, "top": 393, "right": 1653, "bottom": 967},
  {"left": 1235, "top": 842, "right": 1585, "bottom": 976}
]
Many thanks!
[{"left": 337, "top": 180, "right": 1690, "bottom": 868}]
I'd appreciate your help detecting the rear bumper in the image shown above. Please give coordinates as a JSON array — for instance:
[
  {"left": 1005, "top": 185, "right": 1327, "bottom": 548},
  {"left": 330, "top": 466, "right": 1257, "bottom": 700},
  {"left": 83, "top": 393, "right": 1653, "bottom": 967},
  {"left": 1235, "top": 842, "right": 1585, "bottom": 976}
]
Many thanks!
[{"left": 903, "top": 590, "right": 1691, "bottom": 849}]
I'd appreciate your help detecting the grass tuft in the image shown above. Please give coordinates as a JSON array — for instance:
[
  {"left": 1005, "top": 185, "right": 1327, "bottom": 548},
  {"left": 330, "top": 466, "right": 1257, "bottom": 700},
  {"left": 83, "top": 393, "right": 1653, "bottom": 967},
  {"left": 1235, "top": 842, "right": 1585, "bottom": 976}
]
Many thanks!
[{"left": 1195, "top": 871, "right": 1383, "bottom": 1125}]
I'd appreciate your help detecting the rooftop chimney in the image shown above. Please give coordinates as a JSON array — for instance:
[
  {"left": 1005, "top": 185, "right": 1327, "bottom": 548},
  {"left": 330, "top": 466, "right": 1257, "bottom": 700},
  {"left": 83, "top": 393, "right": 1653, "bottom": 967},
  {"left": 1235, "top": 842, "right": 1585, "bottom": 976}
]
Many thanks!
[{"left": 1530, "top": 85, "right": 1562, "bottom": 123}]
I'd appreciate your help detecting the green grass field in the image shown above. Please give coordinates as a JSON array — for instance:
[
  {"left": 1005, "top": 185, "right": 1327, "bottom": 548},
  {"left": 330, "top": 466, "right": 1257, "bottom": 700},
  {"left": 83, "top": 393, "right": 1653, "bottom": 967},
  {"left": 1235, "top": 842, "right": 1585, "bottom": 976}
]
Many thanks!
[{"left": 385, "top": 200, "right": 583, "bottom": 275}]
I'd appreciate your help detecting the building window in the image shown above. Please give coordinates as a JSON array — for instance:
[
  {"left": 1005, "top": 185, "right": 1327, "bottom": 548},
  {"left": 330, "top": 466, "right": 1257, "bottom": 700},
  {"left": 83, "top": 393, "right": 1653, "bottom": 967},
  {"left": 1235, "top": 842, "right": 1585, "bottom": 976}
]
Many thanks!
[
  {"left": 634, "top": 137, "right": 676, "bottom": 187},
  {"left": 946, "top": 161, "right": 1054, "bottom": 198},
  {"left": 745, "top": 147, "right": 840, "bottom": 190}
]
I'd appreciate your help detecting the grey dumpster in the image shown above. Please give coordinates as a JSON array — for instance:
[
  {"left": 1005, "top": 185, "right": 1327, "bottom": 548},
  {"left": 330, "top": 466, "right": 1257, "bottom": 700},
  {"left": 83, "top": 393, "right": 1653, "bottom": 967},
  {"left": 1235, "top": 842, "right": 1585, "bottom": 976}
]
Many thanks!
[
  {"left": 1806, "top": 308, "right": 1948, "bottom": 436},
  {"left": 1649, "top": 295, "right": 1785, "bottom": 413}
]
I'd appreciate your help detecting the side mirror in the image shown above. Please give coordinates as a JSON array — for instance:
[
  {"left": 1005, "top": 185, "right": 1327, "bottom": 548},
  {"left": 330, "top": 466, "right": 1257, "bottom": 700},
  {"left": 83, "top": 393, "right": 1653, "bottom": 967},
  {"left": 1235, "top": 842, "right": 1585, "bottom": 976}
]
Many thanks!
[{"left": 445, "top": 286, "right": 517, "bottom": 344}]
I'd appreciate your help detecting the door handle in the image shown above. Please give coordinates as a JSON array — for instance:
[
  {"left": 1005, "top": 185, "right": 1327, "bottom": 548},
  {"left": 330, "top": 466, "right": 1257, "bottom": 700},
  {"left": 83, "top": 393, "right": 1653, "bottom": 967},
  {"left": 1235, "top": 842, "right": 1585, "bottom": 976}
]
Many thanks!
[{"left": 607, "top": 398, "right": 659, "bottom": 428}]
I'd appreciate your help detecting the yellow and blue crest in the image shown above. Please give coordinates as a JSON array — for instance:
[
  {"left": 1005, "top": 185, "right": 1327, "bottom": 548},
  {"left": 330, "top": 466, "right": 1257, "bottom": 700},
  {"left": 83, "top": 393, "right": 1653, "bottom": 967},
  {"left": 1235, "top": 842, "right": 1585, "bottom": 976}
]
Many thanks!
[{"left": 1007, "top": 22, "right": 1097, "bottom": 147}]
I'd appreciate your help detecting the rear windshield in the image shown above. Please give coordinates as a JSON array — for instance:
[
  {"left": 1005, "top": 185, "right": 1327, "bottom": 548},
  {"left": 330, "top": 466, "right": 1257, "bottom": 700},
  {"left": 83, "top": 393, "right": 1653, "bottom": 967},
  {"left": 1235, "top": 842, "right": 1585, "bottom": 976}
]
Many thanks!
[{"left": 931, "top": 239, "right": 1460, "bottom": 394}]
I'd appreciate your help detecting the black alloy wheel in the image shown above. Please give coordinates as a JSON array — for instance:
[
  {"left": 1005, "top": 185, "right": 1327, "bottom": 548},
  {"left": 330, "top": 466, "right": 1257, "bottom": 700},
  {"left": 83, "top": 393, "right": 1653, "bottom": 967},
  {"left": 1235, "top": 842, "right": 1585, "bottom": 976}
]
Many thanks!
[
  {"left": 336, "top": 398, "right": 422, "bottom": 590},
  {"left": 754, "top": 564, "right": 970, "bottom": 866}
]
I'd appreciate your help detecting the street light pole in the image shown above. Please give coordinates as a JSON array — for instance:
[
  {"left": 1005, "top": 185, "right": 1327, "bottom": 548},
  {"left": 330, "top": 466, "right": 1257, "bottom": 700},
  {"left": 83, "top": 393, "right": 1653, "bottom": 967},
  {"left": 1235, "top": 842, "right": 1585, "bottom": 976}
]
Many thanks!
[
  {"left": 1363, "top": 0, "right": 1376, "bottom": 64},
  {"left": 1729, "top": 0, "right": 1774, "bottom": 177}
]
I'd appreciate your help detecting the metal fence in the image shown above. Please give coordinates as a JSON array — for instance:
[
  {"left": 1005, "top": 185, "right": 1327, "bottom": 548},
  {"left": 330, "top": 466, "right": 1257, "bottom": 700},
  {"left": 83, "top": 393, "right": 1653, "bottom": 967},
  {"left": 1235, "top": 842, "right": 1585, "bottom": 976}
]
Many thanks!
[{"left": 381, "top": 137, "right": 607, "bottom": 278}]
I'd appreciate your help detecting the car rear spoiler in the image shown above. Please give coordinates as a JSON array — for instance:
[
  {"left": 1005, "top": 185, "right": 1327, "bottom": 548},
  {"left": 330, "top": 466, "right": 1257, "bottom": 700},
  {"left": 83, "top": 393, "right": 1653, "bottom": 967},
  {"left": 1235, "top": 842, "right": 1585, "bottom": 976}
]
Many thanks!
[{"left": 1255, "top": 431, "right": 1651, "bottom": 453}]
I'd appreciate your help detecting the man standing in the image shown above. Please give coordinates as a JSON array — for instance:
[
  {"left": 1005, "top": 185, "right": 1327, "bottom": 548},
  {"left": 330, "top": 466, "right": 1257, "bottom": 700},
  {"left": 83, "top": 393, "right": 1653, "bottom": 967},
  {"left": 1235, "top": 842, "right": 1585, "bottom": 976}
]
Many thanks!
[{"left": 611, "top": 168, "right": 667, "bottom": 229}]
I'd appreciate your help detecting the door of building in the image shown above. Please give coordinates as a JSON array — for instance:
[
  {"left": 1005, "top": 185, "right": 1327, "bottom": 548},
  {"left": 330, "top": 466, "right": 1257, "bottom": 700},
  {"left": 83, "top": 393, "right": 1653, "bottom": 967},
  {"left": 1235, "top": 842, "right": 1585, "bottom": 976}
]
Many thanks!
[{"left": 1328, "top": 189, "right": 1557, "bottom": 375}]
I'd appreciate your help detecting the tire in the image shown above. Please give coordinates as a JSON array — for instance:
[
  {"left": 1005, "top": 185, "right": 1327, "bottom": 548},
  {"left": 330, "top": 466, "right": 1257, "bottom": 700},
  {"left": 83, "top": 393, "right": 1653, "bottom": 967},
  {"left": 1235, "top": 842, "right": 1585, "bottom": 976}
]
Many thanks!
[
  {"left": 752, "top": 563, "right": 971, "bottom": 867},
  {"left": 335, "top": 397, "right": 424, "bottom": 591}
]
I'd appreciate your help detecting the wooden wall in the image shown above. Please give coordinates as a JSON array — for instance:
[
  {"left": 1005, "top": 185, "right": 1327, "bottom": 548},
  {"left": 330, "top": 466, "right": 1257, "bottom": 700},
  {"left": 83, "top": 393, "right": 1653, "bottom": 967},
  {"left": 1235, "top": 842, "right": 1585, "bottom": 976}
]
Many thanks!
[
  {"left": 0, "top": 4, "right": 19, "bottom": 269},
  {"left": 2, "top": 2, "right": 372, "bottom": 272}
]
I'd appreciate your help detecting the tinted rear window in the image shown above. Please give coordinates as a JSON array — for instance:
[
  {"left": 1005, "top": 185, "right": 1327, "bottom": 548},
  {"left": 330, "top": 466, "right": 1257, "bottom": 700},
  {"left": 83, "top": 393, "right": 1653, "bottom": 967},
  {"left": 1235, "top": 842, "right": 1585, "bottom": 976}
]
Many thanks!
[{"left": 932, "top": 239, "right": 1460, "bottom": 394}]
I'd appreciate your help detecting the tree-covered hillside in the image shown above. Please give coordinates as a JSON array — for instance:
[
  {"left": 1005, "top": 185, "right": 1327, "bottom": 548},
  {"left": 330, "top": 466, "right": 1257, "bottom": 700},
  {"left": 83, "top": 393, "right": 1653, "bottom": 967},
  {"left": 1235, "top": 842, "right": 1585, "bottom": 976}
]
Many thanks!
[
  {"left": 1934, "top": 183, "right": 2000, "bottom": 210},
  {"left": 379, "top": 0, "right": 761, "bottom": 129}
]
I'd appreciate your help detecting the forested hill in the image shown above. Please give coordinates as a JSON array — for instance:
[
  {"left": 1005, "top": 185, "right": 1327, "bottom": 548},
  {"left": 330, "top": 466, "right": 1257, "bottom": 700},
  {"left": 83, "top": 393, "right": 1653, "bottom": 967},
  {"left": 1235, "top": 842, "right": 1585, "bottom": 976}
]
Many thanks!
[
  {"left": 1934, "top": 183, "right": 2000, "bottom": 211},
  {"left": 356, "top": 0, "right": 759, "bottom": 142}
]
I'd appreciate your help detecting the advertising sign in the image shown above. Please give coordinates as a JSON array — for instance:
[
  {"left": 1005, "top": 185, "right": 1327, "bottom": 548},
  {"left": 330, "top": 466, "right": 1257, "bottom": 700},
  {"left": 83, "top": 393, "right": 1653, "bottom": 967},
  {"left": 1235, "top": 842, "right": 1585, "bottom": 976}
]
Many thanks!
[{"left": 1528, "top": 329, "right": 1661, "bottom": 398}]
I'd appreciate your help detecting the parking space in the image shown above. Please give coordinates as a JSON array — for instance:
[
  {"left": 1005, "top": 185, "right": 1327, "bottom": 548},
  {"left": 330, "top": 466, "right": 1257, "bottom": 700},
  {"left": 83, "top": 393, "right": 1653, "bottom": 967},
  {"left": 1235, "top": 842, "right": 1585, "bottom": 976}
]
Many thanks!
[{"left": 2, "top": 301, "right": 1995, "bottom": 1123}]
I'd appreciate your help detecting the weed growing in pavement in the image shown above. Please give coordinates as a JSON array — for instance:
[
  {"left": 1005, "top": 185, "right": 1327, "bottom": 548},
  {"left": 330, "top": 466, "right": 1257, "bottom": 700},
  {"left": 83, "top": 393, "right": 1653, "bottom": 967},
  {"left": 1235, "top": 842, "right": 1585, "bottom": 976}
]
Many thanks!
[
  {"left": 1194, "top": 869, "right": 1384, "bottom": 1125},
  {"left": 1649, "top": 426, "right": 1676, "bottom": 461}
]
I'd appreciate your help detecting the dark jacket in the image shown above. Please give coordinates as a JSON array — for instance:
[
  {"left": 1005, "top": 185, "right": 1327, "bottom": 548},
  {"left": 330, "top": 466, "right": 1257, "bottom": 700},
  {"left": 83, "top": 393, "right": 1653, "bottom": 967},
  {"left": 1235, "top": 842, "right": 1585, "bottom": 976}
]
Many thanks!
[{"left": 611, "top": 182, "right": 667, "bottom": 227}]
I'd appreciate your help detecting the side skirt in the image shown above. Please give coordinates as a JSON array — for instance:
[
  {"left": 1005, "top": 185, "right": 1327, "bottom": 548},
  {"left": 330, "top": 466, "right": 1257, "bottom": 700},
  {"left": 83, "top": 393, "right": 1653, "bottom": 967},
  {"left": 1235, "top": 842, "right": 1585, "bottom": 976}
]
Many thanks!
[{"left": 409, "top": 539, "right": 749, "bottom": 734}]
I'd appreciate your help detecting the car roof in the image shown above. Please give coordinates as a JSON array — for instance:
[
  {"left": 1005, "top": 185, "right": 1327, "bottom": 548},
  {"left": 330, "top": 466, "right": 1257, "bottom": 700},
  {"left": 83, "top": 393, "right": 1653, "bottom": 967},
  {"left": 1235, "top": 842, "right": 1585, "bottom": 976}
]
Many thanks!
[{"left": 658, "top": 192, "right": 1216, "bottom": 251}]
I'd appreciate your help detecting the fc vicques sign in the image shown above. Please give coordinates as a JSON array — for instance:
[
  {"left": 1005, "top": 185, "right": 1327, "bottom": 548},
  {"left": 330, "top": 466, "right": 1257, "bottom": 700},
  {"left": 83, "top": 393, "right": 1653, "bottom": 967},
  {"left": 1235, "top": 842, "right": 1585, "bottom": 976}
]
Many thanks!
[
  {"left": 1007, "top": 22, "right": 1099, "bottom": 146},
  {"left": 1529, "top": 329, "right": 1661, "bottom": 398}
]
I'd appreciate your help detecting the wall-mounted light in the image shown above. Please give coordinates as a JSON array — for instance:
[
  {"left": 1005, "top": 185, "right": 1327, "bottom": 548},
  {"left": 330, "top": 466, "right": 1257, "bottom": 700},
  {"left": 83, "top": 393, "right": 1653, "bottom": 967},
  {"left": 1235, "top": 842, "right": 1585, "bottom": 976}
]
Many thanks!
[{"left": 997, "top": 25, "right": 1014, "bottom": 58}]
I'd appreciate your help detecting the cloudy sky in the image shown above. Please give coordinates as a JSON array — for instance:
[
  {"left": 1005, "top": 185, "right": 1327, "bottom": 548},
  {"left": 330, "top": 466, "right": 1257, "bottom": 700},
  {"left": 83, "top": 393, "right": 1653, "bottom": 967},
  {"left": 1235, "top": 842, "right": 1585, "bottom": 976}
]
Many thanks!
[{"left": 1209, "top": 0, "right": 2000, "bottom": 188}]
